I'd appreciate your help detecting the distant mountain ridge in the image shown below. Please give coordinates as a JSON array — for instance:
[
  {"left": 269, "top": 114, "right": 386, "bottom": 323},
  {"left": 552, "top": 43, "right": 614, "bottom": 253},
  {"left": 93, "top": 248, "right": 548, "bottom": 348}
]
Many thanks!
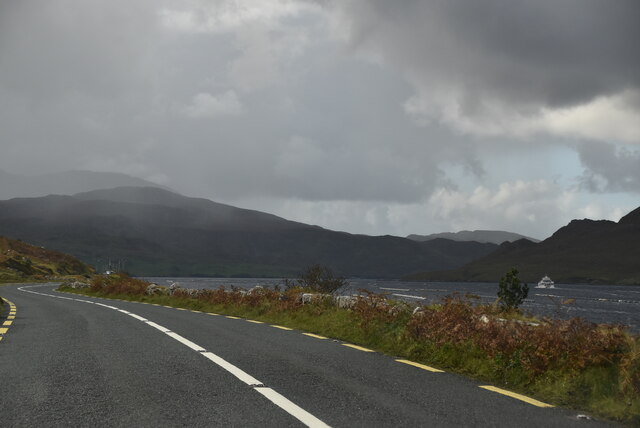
[
  {"left": 407, "top": 230, "right": 539, "bottom": 244},
  {"left": 0, "top": 170, "right": 166, "bottom": 200},
  {"left": 0, "top": 187, "right": 498, "bottom": 278},
  {"left": 406, "top": 206, "right": 640, "bottom": 285}
]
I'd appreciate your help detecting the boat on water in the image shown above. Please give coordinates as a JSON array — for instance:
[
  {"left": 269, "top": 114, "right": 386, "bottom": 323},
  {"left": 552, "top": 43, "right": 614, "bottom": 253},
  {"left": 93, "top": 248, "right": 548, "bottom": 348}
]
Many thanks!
[{"left": 536, "top": 275, "right": 555, "bottom": 289}]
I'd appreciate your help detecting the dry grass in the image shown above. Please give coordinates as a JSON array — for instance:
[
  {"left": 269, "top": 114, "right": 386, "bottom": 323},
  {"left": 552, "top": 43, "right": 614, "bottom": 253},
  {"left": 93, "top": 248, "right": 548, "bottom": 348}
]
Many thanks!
[{"left": 63, "top": 274, "right": 640, "bottom": 423}]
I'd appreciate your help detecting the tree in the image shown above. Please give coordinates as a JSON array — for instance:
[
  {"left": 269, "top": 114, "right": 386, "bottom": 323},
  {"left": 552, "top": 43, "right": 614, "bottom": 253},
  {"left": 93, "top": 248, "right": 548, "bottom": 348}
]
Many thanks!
[
  {"left": 497, "top": 267, "right": 529, "bottom": 310},
  {"left": 298, "top": 264, "right": 346, "bottom": 294}
]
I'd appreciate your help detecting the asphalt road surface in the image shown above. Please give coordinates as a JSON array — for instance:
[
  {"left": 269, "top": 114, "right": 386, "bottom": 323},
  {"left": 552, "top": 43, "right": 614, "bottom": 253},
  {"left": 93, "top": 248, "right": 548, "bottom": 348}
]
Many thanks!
[{"left": 0, "top": 283, "right": 614, "bottom": 427}]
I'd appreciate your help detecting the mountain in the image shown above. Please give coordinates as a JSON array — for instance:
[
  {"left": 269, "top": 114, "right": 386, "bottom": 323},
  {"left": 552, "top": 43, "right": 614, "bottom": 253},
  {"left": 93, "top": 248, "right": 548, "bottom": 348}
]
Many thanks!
[
  {"left": 406, "top": 207, "right": 640, "bottom": 285},
  {"left": 0, "top": 236, "right": 94, "bottom": 283},
  {"left": 0, "top": 170, "right": 166, "bottom": 200},
  {"left": 0, "top": 187, "right": 498, "bottom": 278},
  {"left": 407, "top": 230, "right": 539, "bottom": 244}
]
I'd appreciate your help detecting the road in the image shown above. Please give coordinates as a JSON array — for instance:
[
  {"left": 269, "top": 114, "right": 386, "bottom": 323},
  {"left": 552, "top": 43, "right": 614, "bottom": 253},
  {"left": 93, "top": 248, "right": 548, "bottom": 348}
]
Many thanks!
[{"left": 0, "top": 283, "right": 613, "bottom": 427}]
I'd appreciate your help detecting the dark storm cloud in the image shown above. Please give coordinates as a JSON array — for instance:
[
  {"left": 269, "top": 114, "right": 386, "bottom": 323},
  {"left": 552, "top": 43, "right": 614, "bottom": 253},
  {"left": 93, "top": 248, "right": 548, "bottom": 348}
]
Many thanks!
[
  {"left": 325, "top": 0, "right": 640, "bottom": 113},
  {"left": 578, "top": 142, "right": 640, "bottom": 193},
  {"left": 0, "top": 0, "right": 637, "bottom": 238}
]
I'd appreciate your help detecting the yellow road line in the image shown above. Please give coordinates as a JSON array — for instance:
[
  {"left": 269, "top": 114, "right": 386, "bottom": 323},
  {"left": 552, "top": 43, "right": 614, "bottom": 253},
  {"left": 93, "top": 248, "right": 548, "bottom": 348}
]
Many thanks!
[
  {"left": 479, "top": 386, "right": 554, "bottom": 408},
  {"left": 271, "top": 325, "right": 293, "bottom": 331},
  {"left": 302, "top": 333, "right": 328, "bottom": 339},
  {"left": 191, "top": 310, "right": 202, "bottom": 313},
  {"left": 207, "top": 313, "right": 220, "bottom": 316},
  {"left": 342, "top": 344, "right": 375, "bottom": 353},
  {"left": 2, "top": 299, "right": 17, "bottom": 340},
  {"left": 396, "top": 359, "right": 444, "bottom": 373},
  {"left": 246, "top": 320, "right": 264, "bottom": 324},
  {"left": 176, "top": 308, "right": 188, "bottom": 311},
  {"left": 226, "top": 316, "right": 241, "bottom": 319}
]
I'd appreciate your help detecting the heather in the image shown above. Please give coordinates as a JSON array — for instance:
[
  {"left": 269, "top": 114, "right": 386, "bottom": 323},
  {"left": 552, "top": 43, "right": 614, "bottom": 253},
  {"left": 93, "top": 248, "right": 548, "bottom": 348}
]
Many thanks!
[{"left": 61, "top": 274, "right": 640, "bottom": 423}]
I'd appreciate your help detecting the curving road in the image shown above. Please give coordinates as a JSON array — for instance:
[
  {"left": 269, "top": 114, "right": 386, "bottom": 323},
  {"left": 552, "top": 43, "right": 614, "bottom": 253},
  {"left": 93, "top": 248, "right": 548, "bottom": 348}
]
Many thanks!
[{"left": 0, "top": 283, "right": 613, "bottom": 427}]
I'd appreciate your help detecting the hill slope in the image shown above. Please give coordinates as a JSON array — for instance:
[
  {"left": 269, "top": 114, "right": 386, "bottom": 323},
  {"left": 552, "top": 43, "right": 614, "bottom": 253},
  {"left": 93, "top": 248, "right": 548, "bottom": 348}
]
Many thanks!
[
  {"left": 406, "top": 207, "right": 640, "bottom": 284},
  {"left": 0, "top": 187, "right": 497, "bottom": 278},
  {"left": 407, "top": 230, "right": 539, "bottom": 244},
  {"left": 0, "top": 236, "right": 94, "bottom": 283},
  {"left": 0, "top": 170, "right": 166, "bottom": 200}
]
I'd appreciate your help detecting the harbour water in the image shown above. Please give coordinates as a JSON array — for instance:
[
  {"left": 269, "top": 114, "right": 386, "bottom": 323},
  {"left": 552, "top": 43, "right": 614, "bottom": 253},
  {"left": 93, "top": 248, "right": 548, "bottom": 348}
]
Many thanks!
[{"left": 140, "top": 277, "right": 640, "bottom": 332}]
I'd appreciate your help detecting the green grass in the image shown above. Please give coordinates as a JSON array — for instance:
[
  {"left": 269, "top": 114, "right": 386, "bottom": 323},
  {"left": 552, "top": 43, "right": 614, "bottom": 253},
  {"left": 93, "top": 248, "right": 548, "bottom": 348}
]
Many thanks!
[{"left": 59, "top": 279, "right": 640, "bottom": 424}]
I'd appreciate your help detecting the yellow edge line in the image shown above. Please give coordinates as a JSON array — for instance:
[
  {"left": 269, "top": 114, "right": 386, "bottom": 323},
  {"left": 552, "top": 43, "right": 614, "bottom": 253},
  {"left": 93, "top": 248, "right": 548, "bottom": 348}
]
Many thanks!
[
  {"left": 246, "top": 320, "right": 264, "bottom": 324},
  {"left": 396, "top": 359, "right": 444, "bottom": 373},
  {"left": 342, "top": 344, "right": 375, "bottom": 353},
  {"left": 1, "top": 300, "right": 16, "bottom": 339},
  {"left": 226, "top": 316, "right": 241, "bottom": 319},
  {"left": 191, "top": 310, "right": 202, "bottom": 313},
  {"left": 479, "top": 385, "right": 554, "bottom": 408},
  {"left": 207, "top": 313, "right": 220, "bottom": 316},
  {"left": 271, "top": 325, "right": 293, "bottom": 331},
  {"left": 302, "top": 333, "right": 328, "bottom": 339}
]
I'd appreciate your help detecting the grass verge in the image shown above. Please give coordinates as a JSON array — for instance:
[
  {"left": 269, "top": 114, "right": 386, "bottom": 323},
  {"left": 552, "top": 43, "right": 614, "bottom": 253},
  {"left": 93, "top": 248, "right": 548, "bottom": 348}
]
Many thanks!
[{"left": 60, "top": 274, "right": 640, "bottom": 424}]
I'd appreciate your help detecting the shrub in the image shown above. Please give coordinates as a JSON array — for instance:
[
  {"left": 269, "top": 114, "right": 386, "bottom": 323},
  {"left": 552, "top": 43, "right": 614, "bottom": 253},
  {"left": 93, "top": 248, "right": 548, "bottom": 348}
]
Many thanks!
[
  {"left": 497, "top": 268, "right": 529, "bottom": 310},
  {"left": 297, "top": 264, "right": 347, "bottom": 294}
]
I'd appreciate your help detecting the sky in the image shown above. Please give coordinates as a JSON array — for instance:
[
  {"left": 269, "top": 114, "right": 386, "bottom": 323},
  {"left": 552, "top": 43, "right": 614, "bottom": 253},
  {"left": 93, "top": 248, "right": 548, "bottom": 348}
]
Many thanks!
[{"left": 1, "top": 0, "right": 639, "bottom": 240}]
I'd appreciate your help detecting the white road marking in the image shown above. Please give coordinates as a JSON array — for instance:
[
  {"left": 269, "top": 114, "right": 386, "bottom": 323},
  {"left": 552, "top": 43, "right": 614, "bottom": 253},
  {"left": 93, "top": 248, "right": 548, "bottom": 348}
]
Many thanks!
[
  {"left": 95, "top": 303, "right": 119, "bottom": 310},
  {"left": 255, "top": 387, "right": 331, "bottom": 428},
  {"left": 165, "top": 332, "right": 206, "bottom": 352},
  {"left": 17, "top": 284, "right": 331, "bottom": 428},
  {"left": 200, "top": 352, "right": 262, "bottom": 385},
  {"left": 127, "top": 313, "right": 148, "bottom": 322}
]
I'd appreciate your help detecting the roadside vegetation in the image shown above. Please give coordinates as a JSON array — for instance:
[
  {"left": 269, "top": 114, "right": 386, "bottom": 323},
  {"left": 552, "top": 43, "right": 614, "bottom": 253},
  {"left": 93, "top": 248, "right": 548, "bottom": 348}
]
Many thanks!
[
  {"left": 60, "top": 269, "right": 640, "bottom": 424},
  {"left": 0, "top": 236, "right": 94, "bottom": 284}
]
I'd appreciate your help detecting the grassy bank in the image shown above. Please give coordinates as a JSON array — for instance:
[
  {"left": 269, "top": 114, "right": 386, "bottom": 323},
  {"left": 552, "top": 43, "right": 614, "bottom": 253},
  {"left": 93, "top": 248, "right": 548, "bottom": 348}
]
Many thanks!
[{"left": 60, "top": 274, "right": 640, "bottom": 424}]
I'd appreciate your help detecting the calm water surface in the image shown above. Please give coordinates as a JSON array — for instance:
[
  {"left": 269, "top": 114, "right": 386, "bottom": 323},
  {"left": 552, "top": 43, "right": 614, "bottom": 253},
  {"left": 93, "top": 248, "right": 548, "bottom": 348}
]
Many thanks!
[{"left": 140, "top": 277, "right": 640, "bottom": 332}]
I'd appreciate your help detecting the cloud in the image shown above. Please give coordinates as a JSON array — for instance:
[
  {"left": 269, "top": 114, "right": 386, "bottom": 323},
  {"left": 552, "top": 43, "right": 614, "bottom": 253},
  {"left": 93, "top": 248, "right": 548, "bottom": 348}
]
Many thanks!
[
  {"left": 578, "top": 142, "right": 640, "bottom": 193},
  {"left": 322, "top": 0, "right": 640, "bottom": 143},
  {"left": 230, "top": 179, "right": 633, "bottom": 239},
  {"left": 158, "top": 0, "right": 317, "bottom": 34},
  {"left": 181, "top": 91, "right": 243, "bottom": 118},
  {"left": 1, "top": 0, "right": 638, "bottom": 238}
]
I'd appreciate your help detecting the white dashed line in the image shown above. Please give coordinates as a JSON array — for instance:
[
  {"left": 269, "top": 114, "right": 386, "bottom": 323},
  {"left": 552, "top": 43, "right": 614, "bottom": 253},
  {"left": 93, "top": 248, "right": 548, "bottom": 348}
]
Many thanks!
[{"left": 18, "top": 284, "right": 330, "bottom": 428}]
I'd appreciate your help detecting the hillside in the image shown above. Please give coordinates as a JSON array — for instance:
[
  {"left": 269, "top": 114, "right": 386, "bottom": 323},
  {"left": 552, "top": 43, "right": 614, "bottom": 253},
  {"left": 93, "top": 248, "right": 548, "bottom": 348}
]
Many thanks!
[
  {"left": 0, "top": 236, "right": 94, "bottom": 283},
  {"left": 0, "top": 170, "right": 166, "bottom": 200},
  {"left": 407, "top": 230, "right": 539, "bottom": 244},
  {"left": 406, "top": 206, "right": 640, "bottom": 284},
  {"left": 0, "top": 187, "right": 497, "bottom": 278}
]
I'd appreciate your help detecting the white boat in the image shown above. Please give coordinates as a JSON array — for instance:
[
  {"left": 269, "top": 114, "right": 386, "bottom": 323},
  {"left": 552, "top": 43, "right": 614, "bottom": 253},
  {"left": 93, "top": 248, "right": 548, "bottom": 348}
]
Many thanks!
[{"left": 536, "top": 275, "right": 555, "bottom": 289}]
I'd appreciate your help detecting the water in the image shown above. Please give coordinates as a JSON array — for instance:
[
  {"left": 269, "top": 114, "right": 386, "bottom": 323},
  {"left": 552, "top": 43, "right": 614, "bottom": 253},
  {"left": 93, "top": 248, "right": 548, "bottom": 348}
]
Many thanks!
[{"left": 140, "top": 277, "right": 640, "bottom": 332}]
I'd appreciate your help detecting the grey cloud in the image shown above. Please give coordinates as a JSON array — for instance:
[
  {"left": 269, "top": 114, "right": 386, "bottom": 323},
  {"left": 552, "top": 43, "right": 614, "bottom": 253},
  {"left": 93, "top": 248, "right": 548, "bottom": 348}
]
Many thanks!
[
  {"left": 578, "top": 142, "right": 640, "bottom": 193},
  {"left": 4, "top": 0, "right": 635, "bottom": 241},
  {"left": 324, "top": 0, "right": 640, "bottom": 113},
  {"left": 0, "top": 0, "right": 482, "bottom": 205}
]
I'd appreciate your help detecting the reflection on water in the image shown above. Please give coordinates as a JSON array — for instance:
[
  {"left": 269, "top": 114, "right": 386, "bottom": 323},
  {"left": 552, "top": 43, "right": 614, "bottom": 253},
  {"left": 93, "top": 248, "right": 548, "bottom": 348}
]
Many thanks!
[{"left": 139, "top": 277, "right": 640, "bottom": 332}]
